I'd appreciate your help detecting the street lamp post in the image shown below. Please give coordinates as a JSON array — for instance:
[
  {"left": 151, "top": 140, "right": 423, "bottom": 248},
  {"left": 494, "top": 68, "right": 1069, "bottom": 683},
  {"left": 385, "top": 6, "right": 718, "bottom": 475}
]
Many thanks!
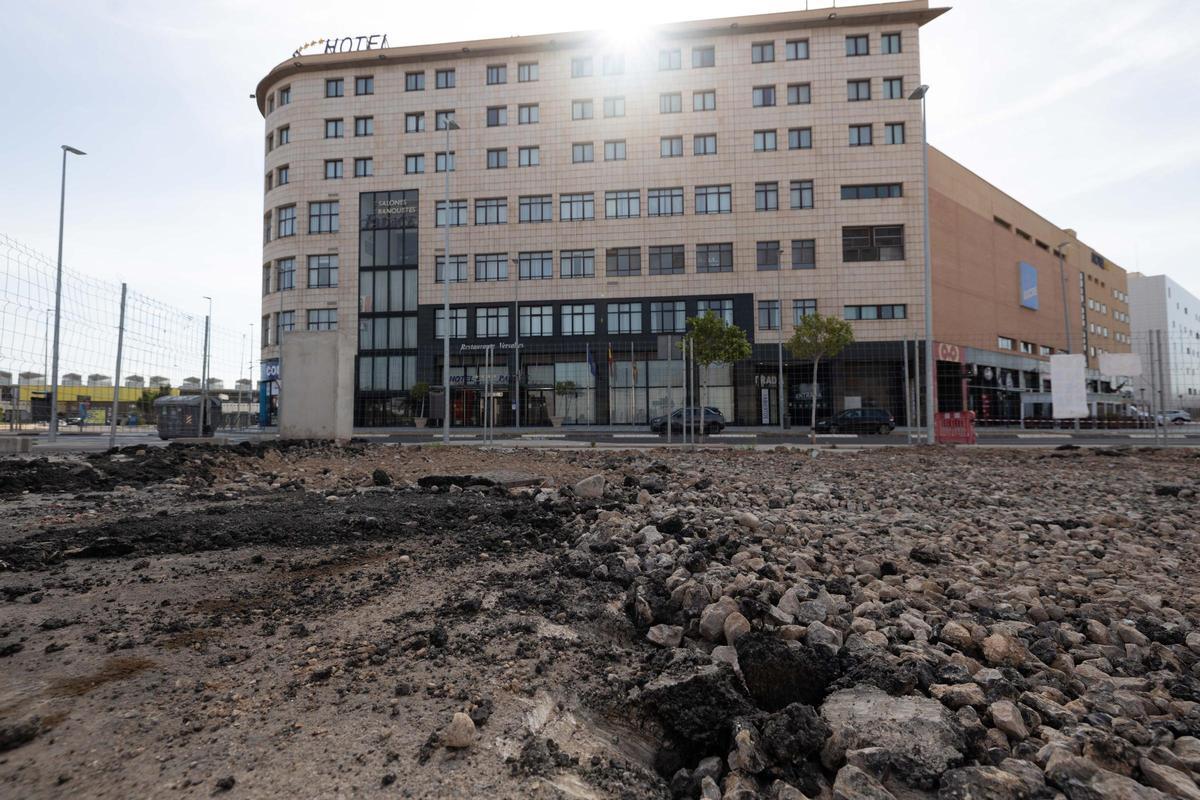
[
  {"left": 441, "top": 119, "right": 460, "bottom": 444},
  {"left": 201, "top": 296, "right": 212, "bottom": 436},
  {"left": 49, "top": 144, "right": 86, "bottom": 441},
  {"left": 909, "top": 85, "right": 935, "bottom": 444},
  {"left": 1056, "top": 242, "right": 1073, "bottom": 353}
]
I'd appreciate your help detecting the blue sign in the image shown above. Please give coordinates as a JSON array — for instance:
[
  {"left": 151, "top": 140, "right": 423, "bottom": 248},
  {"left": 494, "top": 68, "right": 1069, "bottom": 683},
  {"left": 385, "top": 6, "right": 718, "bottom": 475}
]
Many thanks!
[
  {"left": 1019, "top": 261, "right": 1039, "bottom": 310},
  {"left": 260, "top": 358, "right": 280, "bottom": 381}
]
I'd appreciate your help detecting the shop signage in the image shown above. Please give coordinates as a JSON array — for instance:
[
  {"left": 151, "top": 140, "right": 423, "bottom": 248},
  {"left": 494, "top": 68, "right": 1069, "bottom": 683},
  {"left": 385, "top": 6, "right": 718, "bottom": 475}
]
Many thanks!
[
  {"left": 293, "top": 35, "right": 390, "bottom": 58},
  {"left": 1019, "top": 261, "right": 1039, "bottom": 310},
  {"left": 459, "top": 342, "right": 523, "bottom": 351},
  {"left": 261, "top": 359, "right": 280, "bottom": 381}
]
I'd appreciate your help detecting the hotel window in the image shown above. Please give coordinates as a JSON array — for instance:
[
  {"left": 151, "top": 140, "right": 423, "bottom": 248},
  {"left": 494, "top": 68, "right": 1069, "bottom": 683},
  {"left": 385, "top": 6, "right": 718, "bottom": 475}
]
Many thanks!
[
  {"left": 435, "top": 110, "right": 455, "bottom": 130},
  {"left": 882, "top": 32, "right": 902, "bottom": 54},
  {"left": 262, "top": 316, "right": 271, "bottom": 346},
  {"left": 571, "top": 100, "right": 593, "bottom": 120},
  {"left": 659, "top": 49, "right": 681, "bottom": 70},
  {"left": 474, "top": 198, "right": 507, "bottom": 226},
  {"left": 406, "top": 71, "right": 425, "bottom": 91},
  {"left": 695, "top": 185, "right": 731, "bottom": 214},
  {"left": 697, "top": 243, "right": 733, "bottom": 273},
  {"left": 694, "top": 134, "right": 717, "bottom": 155},
  {"left": 325, "top": 78, "right": 344, "bottom": 97},
  {"left": 435, "top": 69, "right": 455, "bottom": 89},
  {"left": 697, "top": 299, "right": 733, "bottom": 324},
  {"left": 757, "top": 241, "right": 781, "bottom": 270},
  {"left": 263, "top": 212, "right": 271, "bottom": 245},
  {"left": 561, "top": 250, "right": 595, "bottom": 279},
  {"left": 605, "top": 190, "right": 640, "bottom": 219},
  {"left": 845, "top": 304, "right": 904, "bottom": 321},
  {"left": 434, "top": 308, "right": 467, "bottom": 339},
  {"left": 603, "top": 96, "right": 625, "bottom": 117},
  {"left": 435, "top": 199, "right": 467, "bottom": 227},
  {"left": 276, "top": 165, "right": 289, "bottom": 185},
  {"left": 660, "top": 136, "right": 683, "bottom": 158},
  {"left": 518, "top": 146, "right": 540, "bottom": 167},
  {"left": 1039, "top": 345, "right": 1053, "bottom": 356},
  {"left": 518, "top": 62, "right": 539, "bottom": 82},
  {"left": 518, "top": 251, "right": 553, "bottom": 279},
  {"left": 751, "top": 42, "right": 775, "bottom": 63},
  {"left": 604, "top": 140, "right": 626, "bottom": 161},
  {"left": 793, "top": 299, "right": 818, "bottom": 322},
  {"left": 435, "top": 255, "right": 467, "bottom": 283},
  {"left": 758, "top": 300, "right": 781, "bottom": 330},
  {"left": 519, "top": 305, "right": 553, "bottom": 335},
  {"left": 571, "top": 56, "right": 593, "bottom": 78},
  {"left": 785, "top": 39, "right": 809, "bottom": 60},
  {"left": 307, "top": 309, "right": 337, "bottom": 331},
  {"left": 692, "top": 46, "right": 715, "bottom": 68},
  {"left": 486, "top": 106, "right": 508, "bottom": 126},
  {"left": 262, "top": 264, "right": 272, "bottom": 293},
  {"left": 693, "top": 90, "right": 716, "bottom": 111},
  {"left": 842, "top": 225, "right": 904, "bottom": 262},
  {"left": 519, "top": 195, "right": 552, "bottom": 222},
  {"left": 648, "top": 187, "right": 684, "bottom": 217},
  {"left": 474, "top": 254, "right": 508, "bottom": 281},
  {"left": 660, "top": 93, "right": 683, "bottom": 114},
  {"left": 325, "top": 119, "right": 344, "bottom": 138},
  {"left": 278, "top": 310, "right": 296, "bottom": 334},
  {"left": 355, "top": 116, "right": 374, "bottom": 136},
  {"left": 849, "top": 124, "right": 873, "bottom": 146},
  {"left": 885, "top": 123, "right": 906, "bottom": 145},
  {"left": 752, "top": 86, "right": 775, "bottom": 107},
  {"left": 475, "top": 307, "right": 510, "bottom": 337},
  {"left": 607, "top": 303, "right": 642, "bottom": 334},
  {"left": 883, "top": 77, "right": 903, "bottom": 100},
  {"left": 518, "top": 103, "right": 539, "bottom": 124},
  {"left": 602, "top": 54, "right": 624, "bottom": 75},
  {"left": 324, "top": 159, "right": 343, "bottom": 179},
  {"left": 998, "top": 336, "right": 1015, "bottom": 350},
  {"left": 405, "top": 154, "right": 425, "bottom": 174},
  {"left": 264, "top": 170, "right": 273, "bottom": 192},
  {"left": 787, "top": 83, "right": 812, "bottom": 105},
  {"left": 560, "top": 193, "right": 594, "bottom": 221},
  {"left": 755, "top": 182, "right": 779, "bottom": 211},
  {"left": 276, "top": 206, "right": 295, "bottom": 238},
  {"left": 487, "top": 148, "right": 508, "bottom": 169},
  {"left": 788, "top": 127, "right": 813, "bottom": 150},
  {"left": 307, "top": 255, "right": 338, "bottom": 288},
  {"left": 279, "top": 86, "right": 291, "bottom": 105},
  {"left": 266, "top": 92, "right": 274, "bottom": 113},
  {"left": 486, "top": 64, "right": 507, "bottom": 85},
  {"left": 791, "top": 180, "right": 815, "bottom": 208},
  {"left": 355, "top": 76, "right": 374, "bottom": 95},
  {"left": 405, "top": 112, "right": 425, "bottom": 133},
  {"left": 354, "top": 157, "right": 373, "bottom": 178},
  {"left": 561, "top": 304, "right": 596, "bottom": 335},
  {"left": 841, "top": 183, "right": 902, "bottom": 200},
  {"left": 650, "top": 302, "right": 686, "bottom": 333},
  {"left": 649, "top": 245, "right": 685, "bottom": 276},
  {"left": 606, "top": 247, "right": 641, "bottom": 277},
  {"left": 278, "top": 126, "right": 290, "bottom": 144},
  {"left": 846, "top": 35, "right": 869, "bottom": 56},
  {"left": 1019, "top": 341, "right": 1034, "bottom": 354},
  {"left": 308, "top": 201, "right": 339, "bottom": 233},
  {"left": 277, "top": 257, "right": 296, "bottom": 290},
  {"left": 572, "top": 142, "right": 594, "bottom": 163},
  {"left": 848, "top": 79, "right": 871, "bottom": 101},
  {"left": 435, "top": 151, "right": 455, "bottom": 172},
  {"left": 791, "top": 239, "right": 816, "bottom": 269},
  {"left": 753, "top": 130, "right": 777, "bottom": 151}
]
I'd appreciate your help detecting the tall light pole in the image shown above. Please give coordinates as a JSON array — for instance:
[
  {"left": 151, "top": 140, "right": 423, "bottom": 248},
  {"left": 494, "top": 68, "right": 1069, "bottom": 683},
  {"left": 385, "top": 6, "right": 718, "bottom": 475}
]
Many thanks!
[
  {"left": 441, "top": 118, "right": 460, "bottom": 444},
  {"left": 1056, "top": 241, "right": 1073, "bottom": 353},
  {"left": 49, "top": 144, "right": 86, "bottom": 441},
  {"left": 776, "top": 243, "right": 785, "bottom": 431},
  {"left": 909, "top": 85, "right": 935, "bottom": 444},
  {"left": 201, "top": 296, "right": 212, "bottom": 435}
]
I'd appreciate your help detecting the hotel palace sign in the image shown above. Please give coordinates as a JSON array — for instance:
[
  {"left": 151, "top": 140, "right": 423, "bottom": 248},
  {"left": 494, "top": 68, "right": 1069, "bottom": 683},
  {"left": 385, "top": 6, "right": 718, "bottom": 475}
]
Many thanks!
[{"left": 293, "top": 34, "right": 390, "bottom": 58}]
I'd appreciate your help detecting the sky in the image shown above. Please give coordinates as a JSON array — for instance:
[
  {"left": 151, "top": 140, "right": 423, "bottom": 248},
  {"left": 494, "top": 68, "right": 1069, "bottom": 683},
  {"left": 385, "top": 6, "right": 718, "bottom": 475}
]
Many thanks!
[{"left": 2, "top": 0, "right": 1199, "bottom": 339}]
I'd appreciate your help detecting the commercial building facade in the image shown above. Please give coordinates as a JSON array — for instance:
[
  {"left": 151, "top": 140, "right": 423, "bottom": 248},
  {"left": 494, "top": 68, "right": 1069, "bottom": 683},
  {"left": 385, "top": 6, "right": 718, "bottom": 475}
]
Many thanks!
[
  {"left": 1127, "top": 273, "right": 1200, "bottom": 414},
  {"left": 255, "top": 1, "right": 1132, "bottom": 428}
]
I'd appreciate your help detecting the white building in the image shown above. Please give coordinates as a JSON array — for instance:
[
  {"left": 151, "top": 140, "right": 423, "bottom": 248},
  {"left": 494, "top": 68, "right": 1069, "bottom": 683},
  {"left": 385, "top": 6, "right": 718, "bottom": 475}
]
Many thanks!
[{"left": 1127, "top": 273, "right": 1200, "bottom": 413}]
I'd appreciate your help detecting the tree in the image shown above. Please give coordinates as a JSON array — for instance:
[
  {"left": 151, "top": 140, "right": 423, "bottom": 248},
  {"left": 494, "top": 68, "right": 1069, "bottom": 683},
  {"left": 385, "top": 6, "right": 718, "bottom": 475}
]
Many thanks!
[
  {"left": 554, "top": 380, "right": 577, "bottom": 422},
  {"left": 682, "top": 311, "right": 752, "bottom": 438},
  {"left": 410, "top": 381, "right": 430, "bottom": 418},
  {"left": 785, "top": 314, "right": 855, "bottom": 444},
  {"left": 137, "top": 385, "right": 171, "bottom": 423}
]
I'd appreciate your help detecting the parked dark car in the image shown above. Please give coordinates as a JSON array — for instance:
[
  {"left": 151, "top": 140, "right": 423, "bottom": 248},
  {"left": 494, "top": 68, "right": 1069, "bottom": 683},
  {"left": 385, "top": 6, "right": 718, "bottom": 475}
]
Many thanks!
[
  {"left": 650, "top": 407, "right": 726, "bottom": 435},
  {"left": 813, "top": 407, "right": 896, "bottom": 435}
]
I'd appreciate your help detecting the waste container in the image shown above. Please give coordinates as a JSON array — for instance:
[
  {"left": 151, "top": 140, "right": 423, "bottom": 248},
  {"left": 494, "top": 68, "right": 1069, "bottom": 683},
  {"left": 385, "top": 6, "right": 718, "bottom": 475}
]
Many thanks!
[{"left": 153, "top": 395, "right": 222, "bottom": 439}]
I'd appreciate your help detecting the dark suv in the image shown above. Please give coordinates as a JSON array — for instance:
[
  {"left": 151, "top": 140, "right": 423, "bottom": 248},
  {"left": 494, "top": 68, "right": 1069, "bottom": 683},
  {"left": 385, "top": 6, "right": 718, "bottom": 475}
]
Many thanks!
[
  {"left": 813, "top": 407, "right": 895, "bottom": 435},
  {"left": 649, "top": 407, "right": 726, "bottom": 435}
]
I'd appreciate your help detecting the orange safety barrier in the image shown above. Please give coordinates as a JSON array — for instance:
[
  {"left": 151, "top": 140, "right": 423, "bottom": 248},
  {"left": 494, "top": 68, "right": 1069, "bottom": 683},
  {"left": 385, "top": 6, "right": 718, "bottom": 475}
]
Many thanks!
[{"left": 935, "top": 411, "right": 977, "bottom": 444}]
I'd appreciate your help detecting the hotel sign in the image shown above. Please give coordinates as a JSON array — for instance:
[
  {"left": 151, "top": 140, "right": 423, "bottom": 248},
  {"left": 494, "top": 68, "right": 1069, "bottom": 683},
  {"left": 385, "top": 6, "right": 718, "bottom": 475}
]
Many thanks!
[{"left": 293, "top": 34, "right": 390, "bottom": 58}]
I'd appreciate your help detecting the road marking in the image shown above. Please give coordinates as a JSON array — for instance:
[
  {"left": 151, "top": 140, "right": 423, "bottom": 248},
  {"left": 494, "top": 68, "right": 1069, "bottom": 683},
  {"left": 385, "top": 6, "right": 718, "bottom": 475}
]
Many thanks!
[
  {"left": 613, "top": 434, "right": 659, "bottom": 439},
  {"left": 1015, "top": 434, "right": 1070, "bottom": 438},
  {"left": 431, "top": 434, "right": 477, "bottom": 439},
  {"left": 712, "top": 433, "right": 755, "bottom": 438},
  {"left": 814, "top": 434, "right": 857, "bottom": 439},
  {"left": 520, "top": 434, "right": 565, "bottom": 439}
]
